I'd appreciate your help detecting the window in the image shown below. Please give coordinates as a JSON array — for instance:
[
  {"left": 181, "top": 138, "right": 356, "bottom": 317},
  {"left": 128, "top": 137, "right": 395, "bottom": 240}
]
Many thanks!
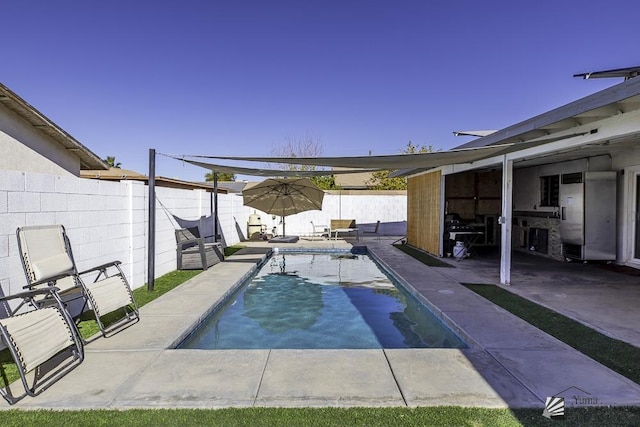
[{"left": 540, "top": 175, "right": 559, "bottom": 207}]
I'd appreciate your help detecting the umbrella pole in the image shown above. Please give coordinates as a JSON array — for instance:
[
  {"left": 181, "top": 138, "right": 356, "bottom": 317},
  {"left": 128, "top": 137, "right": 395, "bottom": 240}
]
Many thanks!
[{"left": 282, "top": 216, "right": 286, "bottom": 237}]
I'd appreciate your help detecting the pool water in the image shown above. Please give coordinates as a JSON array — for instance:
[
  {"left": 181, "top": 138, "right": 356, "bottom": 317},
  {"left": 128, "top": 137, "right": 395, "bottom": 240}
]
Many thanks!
[{"left": 178, "top": 251, "right": 466, "bottom": 350}]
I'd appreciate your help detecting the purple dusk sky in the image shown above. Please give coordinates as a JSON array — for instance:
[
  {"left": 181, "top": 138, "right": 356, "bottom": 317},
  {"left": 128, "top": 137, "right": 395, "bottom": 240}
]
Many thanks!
[{"left": 2, "top": 0, "right": 638, "bottom": 180}]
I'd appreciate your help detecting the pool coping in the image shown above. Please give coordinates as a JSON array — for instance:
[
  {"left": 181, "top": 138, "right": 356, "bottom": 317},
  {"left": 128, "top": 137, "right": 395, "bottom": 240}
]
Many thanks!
[
  {"left": 178, "top": 246, "right": 468, "bottom": 351},
  {"left": 4, "top": 238, "right": 640, "bottom": 409}
]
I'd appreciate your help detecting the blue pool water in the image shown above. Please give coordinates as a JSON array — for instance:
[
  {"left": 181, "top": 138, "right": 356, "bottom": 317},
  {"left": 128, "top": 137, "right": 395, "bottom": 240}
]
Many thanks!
[{"left": 178, "top": 251, "right": 466, "bottom": 349}]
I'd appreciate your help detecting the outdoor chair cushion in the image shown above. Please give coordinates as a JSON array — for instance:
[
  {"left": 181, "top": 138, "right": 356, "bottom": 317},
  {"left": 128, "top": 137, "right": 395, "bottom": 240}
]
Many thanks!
[{"left": 31, "top": 253, "right": 74, "bottom": 282}]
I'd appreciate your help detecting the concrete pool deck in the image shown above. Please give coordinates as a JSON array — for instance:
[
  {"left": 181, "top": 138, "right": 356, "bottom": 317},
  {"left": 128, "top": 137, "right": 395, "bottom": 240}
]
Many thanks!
[{"left": 3, "top": 237, "right": 640, "bottom": 409}]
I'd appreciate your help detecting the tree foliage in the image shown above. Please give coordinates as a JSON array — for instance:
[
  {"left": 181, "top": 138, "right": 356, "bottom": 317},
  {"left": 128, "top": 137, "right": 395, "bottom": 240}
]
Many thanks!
[
  {"left": 366, "top": 142, "right": 436, "bottom": 190},
  {"left": 269, "top": 134, "right": 339, "bottom": 190},
  {"left": 205, "top": 171, "right": 236, "bottom": 182},
  {"left": 309, "top": 174, "right": 337, "bottom": 190},
  {"left": 104, "top": 156, "right": 121, "bottom": 168}
]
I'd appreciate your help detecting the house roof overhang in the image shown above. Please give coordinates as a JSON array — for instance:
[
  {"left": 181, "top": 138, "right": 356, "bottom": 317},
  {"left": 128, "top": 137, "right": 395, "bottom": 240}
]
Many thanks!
[
  {"left": 454, "top": 76, "right": 640, "bottom": 151},
  {"left": 0, "top": 82, "right": 107, "bottom": 170},
  {"left": 81, "top": 167, "right": 228, "bottom": 192},
  {"left": 574, "top": 65, "right": 640, "bottom": 81}
]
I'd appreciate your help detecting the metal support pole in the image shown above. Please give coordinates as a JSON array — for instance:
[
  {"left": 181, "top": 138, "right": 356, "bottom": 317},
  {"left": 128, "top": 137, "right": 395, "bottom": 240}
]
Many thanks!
[
  {"left": 214, "top": 172, "right": 219, "bottom": 242},
  {"left": 148, "top": 149, "right": 156, "bottom": 291}
]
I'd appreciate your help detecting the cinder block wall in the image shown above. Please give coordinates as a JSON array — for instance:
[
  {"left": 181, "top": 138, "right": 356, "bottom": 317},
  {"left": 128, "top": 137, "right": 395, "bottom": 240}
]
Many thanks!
[
  {"left": 0, "top": 170, "right": 408, "bottom": 298},
  {"left": 0, "top": 170, "right": 216, "bottom": 296}
]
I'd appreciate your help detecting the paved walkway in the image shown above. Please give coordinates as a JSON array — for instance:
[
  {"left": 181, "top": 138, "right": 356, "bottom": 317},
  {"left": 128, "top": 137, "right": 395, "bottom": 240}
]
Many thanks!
[
  {"left": 433, "top": 248, "right": 640, "bottom": 348},
  {"left": 3, "top": 237, "right": 640, "bottom": 409}
]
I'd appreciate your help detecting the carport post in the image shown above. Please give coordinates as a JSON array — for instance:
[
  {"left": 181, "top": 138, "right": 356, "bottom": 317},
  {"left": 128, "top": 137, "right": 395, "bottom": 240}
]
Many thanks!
[{"left": 499, "top": 155, "right": 513, "bottom": 285}]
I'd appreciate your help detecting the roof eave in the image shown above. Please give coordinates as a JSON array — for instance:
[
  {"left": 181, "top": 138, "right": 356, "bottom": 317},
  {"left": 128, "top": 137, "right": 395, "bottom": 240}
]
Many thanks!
[
  {"left": 455, "top": 76, "right": 640, "bottom": 150},
  {"left": 0, "top": 82, "right": 108, "bottom": 170}
]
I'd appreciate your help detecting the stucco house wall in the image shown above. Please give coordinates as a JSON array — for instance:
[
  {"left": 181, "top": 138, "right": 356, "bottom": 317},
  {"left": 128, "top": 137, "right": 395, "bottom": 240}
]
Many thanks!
[{"left": 0, "top": 103, "right": 81, "bottom": 176}]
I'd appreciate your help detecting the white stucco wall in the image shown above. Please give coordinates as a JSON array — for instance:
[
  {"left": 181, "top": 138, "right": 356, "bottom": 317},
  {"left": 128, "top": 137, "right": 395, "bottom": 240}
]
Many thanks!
[
  {"left": 0, "top": 103, "right": 81, "bottom": 176},
  {"left": 234, "top": 191, "right": 407, "bottom": 239}
]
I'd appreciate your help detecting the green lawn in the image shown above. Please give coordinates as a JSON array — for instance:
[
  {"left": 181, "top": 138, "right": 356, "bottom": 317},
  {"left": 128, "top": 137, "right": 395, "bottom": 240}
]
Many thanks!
[{"left": 1, "top": 407, "right": 639, "bottom": 426}]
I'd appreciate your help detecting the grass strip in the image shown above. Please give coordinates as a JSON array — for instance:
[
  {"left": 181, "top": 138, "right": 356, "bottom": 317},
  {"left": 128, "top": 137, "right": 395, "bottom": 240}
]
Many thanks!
[
  {"left": 393, "top": 243, "right": 454, "bottom": 268},
  {"left": 464, "top": 283, "right": 640, "bottom": 385},
  {"left": 0, "top": 407, "right": 638, "bottom": 427},
  {"left": 224, "top": 244, "right": 245, "bottom": 257}
]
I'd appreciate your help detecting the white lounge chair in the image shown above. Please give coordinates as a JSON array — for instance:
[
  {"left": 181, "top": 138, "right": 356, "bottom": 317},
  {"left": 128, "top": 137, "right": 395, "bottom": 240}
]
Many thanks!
[
  {"left": 310, "top": 221, "right": 329, "bottom": 240},
  {"left": 16, "top": 225, "right": 139, "bottom": 338},
  {"left": 0, "top": 287, "right": 84, "bottom": 404}
]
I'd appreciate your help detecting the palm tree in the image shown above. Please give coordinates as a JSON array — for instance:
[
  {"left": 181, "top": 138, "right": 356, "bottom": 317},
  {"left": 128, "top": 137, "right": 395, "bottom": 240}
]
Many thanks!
[{"left": 104, "top": 156, "right": 122, "bottom": 168}]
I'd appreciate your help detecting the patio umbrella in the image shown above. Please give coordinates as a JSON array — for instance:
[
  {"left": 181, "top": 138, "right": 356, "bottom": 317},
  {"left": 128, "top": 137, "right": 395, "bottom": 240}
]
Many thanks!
[{"left": 242, "top": 178, "right": 324, "bottom": 237}]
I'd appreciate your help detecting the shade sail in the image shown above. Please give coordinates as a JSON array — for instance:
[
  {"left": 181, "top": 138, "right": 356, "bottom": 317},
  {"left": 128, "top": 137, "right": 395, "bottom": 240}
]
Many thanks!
[
  {"left": 172, "top": 157, "right": 381, "bottom": 177},
  {"left": 170, "top": 133, "right": 589, "bottom": 179},
  {"left": 392, "top": 132, "right": 590, "bottom": 177},
  {"left": 185, "top": 144, "right": 514, "bottom": 169}
]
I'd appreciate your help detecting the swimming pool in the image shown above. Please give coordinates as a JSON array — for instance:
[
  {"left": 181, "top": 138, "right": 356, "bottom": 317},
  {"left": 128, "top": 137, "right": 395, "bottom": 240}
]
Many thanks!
[{"left": 178, "top": 250, "right": 466, "bottom": 350}]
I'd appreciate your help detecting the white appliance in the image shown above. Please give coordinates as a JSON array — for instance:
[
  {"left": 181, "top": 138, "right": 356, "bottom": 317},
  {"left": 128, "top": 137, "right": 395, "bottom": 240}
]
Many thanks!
[{"left": 560, "top": 171, "right": 617, "bottom": 261}]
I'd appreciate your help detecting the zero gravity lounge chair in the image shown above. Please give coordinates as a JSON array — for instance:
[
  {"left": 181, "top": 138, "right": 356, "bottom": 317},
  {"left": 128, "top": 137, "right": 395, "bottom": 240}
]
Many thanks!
[
  {"left": 16, "top": 225, "right": 139, "bottom": 338},
  {"left": 0, "top": 287, "right": 84, "bottom": 404}
]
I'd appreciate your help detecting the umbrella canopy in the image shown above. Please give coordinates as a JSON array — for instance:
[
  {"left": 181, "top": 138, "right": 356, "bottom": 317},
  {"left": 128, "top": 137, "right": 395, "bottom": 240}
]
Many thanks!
[{"left": 242, "top": 178, "right": 324, "bottom": 236}]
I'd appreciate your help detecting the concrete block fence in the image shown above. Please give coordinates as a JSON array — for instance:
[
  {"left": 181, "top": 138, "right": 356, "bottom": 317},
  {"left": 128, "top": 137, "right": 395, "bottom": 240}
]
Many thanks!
[{"left": 0, "top": 170, "right": 406, "bottom": 297}]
